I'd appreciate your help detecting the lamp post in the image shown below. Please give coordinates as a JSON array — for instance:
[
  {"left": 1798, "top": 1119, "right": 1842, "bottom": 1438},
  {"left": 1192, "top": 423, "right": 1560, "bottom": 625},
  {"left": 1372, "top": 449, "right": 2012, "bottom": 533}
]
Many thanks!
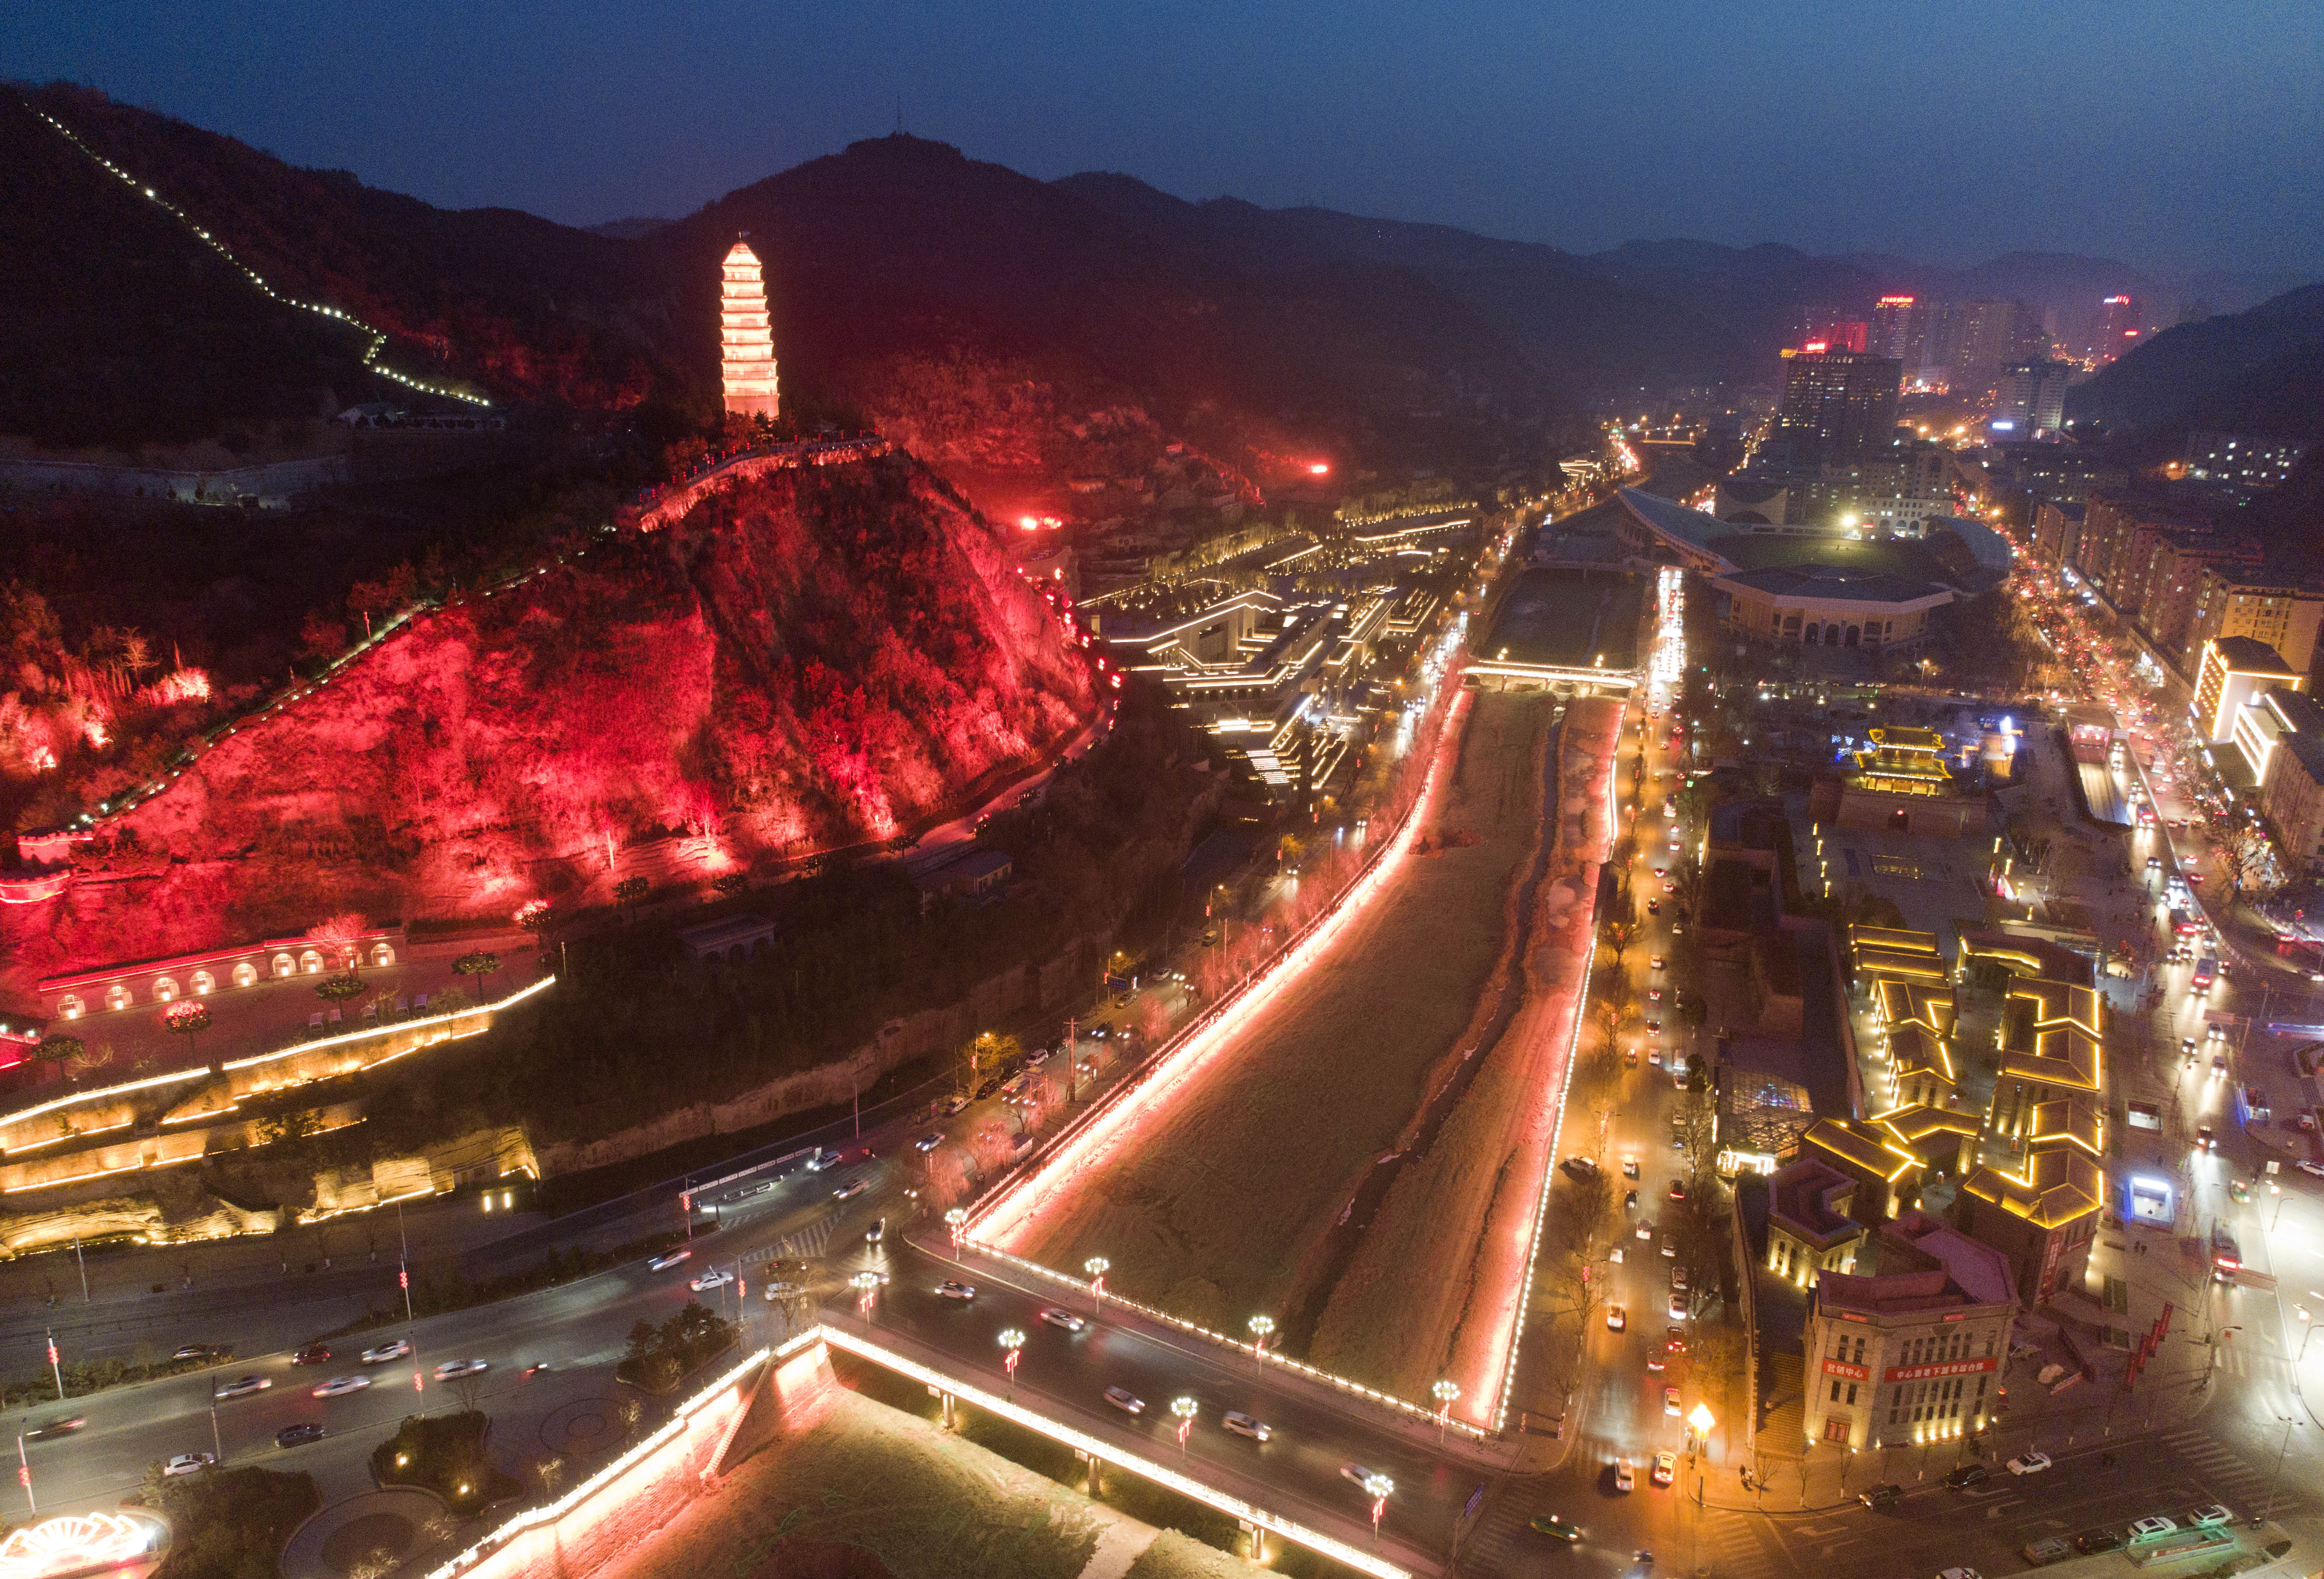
[
  {"left": 1248, "top": 1315, "right": 1275, "bottom": 1368},
  {"left": 1171, "top": 1396, "right": 1198, "bottom": 1460},
  {"left": 2297, "top": 1306, "right": 2318, "bottom": 1364},
  {"left": 1432, "top": 1379, "right": 1460, "bottom": 1444},
  {"left": 1364, "top": 1473, "right": 1393, "bottom": 1542},
  {"left": 1085, "top": 1257, "right": 1109, "bottom": 1316},
  {"left": 1688, "top": 1401, "right": 1716, "bottom": 1459},
  {"left": 998, "top": 1328, "right": 1025, "bottom": 1399},
  {"left": 945, "top": 1208, "right": 967, "bottom": 1260}
]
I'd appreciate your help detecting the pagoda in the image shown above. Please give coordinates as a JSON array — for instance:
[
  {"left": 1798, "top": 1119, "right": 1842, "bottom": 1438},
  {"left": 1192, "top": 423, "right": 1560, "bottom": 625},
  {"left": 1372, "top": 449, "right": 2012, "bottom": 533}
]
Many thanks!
[
  {"left": 720, "top": 237, "right": 780, "bottom": 420},
  {"left": 1836, "top": 725, "right": 1979, "bottom": 835}
]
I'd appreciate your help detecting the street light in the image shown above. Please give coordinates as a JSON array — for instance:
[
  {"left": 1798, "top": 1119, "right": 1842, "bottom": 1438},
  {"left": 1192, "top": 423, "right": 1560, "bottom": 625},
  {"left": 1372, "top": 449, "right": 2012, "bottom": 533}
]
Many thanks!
[
  {"left": 998, "top": 1328, "right": 1026, "bottom": 1398},
  {"left": 945, "top": 1208, "right": 967, "bottom": 1259},
  {"left": 1363, "top": 1472, "right": 1393, "bottom": 1542},
  {"left": 2298, "top": 1306, "right": 2319, "bottom": 1363},
  {"left": 1432, "top": 1379, "right": 1460, "bottom": 1444},
  {"left": 1248, "top": 1315, "right": 1275, "bottom": 1367},
  {"left": 1085, "top": 1257, "right": 1110, "bottom": 1315},
  {"left": 1688, "top": 1402, "right": 1716, "bottom": 1456},
  {"left": 1170, "top": 1396, "right": 1198, "bottom": 1459}
]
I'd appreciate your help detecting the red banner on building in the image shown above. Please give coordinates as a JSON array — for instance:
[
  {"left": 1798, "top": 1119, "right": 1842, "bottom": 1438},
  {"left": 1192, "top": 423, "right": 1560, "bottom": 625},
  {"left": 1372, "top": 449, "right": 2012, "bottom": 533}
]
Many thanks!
[
  {"left": 1882, "top": 1357, "right": 1998, "bottom": 1384},
  {"left": 1821, "top": 1359, "right": 1870, "bottom": 1381}
]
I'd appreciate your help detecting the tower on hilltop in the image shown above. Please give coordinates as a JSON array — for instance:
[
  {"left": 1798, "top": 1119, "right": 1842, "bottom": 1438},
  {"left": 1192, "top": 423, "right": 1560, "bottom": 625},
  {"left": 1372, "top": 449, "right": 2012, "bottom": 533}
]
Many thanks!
[{"left": 720, "top": 237, "right": 780, "bottom": 420}]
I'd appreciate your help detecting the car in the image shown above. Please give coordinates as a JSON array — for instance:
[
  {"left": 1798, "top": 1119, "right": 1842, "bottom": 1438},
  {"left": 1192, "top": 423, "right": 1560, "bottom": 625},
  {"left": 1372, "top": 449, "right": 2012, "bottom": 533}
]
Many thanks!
[
  {"left": 213, "top": 1374, "right": 271, "bottom": 1399},
  {"left": 2129, "top": 1517, "right": 2180, "bottom": 1540},
  {"left": 1944, "top": 1464, "right": 1991, "bottom": 1490},
  {"left": 170, "top": 1345, "right": 220, "bottom": 1362},
  {"left": 1561, "top": 1155, "right": 1601, "bottom": 1179},
  {"left": 360, "top": 1340, "right": 411, "bottom": 1364},
  {"left": 2021, "top": 1537, "right": 2075, "bottom": 1566},
  {"left": 313, "top": 1375, "right": 371, "bottom": 1398},
  {"left": 1660, "top": 1240, "right": 1676, "bottom": 1258},
  {"left": 1652, "top": 867, "right": 1665, "bottom": 878},
  {"left": 434, "top": 1358, "right": 488, "bottom": 1381},
  {"left": 275, "top": 1423, "right": 326, "bottom": 1449},
  {"left": 1623, "top": 1190, "right": 1640, "bottom": 1214},
  {"left": 1100, "top": 1386, "right": 1148, "bottom": 1415},
  {"left": 1038, "top": 1306, "right": 1085, "bottom": 1332},
  {"left": 1647, "top": 988, "right": 1664, "bottom": 1001},
  {"left": 1669, "top": 838, "right": 1681, "bottom": 851},
  {"left": 163, "top": 1453, "right": 215, "bottom": 1477},
  {"left": 2072, "top": 1530, "right": 2125, "bottom": 1555},
  {"left": 1625, "top": 1047, "right": 1639, "bottom": 1067},
  {"left": 1937, "top": 1569, "right": 1984, "bottom": 1579},
  {"left": 1622, "top": 1157, "right": 1640, "bottom": 1178},
  {"left": 2195, "top": 1125, "right": 2215, "bottom": 1151},
  {"left": 1861, "top": 1482, "right": 1903, "bottom": 1510},
  {"left": 1637, "top": 1221, "right": 1653, "bottom": 1239},
  {"left": 2007, "top": 1450, "right": 2053, "bottom": 1476},
  {"left": 1650, "top": 956, "right": 1666, "bottom": 969},
  {"left": 1645, "top": 1020, "right": 1663, "bottom": 1035},
  {"left": 1647, "top": 899, "right": 1661, "bottom": 914},
  {"left": 26, "top": 1418, "right": 85, "bottom": 1440},
  {"left": 291, "top": 1344, "right": 332, "bottom": 1366},
  {"left": 1530, "top": 1514, "right": 1584, "bottom": 1542},
  {"left": 941, "top": 1095, "right": 970, "bottom": 1116},
  {"left": 1645, "top": 1349, "right": 1666, "bottom": 1371},
  {"left": 1613, "top": 1457, "right": 1636, "bottom": 1492},
  {"left": 1668, "top": 1179, "right": 1686, "bottom": 1200},
  {"left": 1670, "top": 1133, "right": 1686, "bottom": 1151},
  {"left": 1026, "top": 1047, "right": 1052, "bottom": 1066},
  {"left": 1607, "top": 1304, "right": 1627, "bottom": 1332},
  {"left": 1647, "top": 1049, "right": 1662, "bottom": 1067},
  {"left": 1340, "top": 1463, "right": 1389, "bottom": 1491},
  {"left": 833, "top": 1178, "right": 870, "bottom": 1202},
  {"left": 2183, "top": 1505, "right": 2231, "bottom": 1528},
  {"left": 1652, "top": 1449, "right": 1676, "bottom": 1485},
  {"left": 646, "top": 1250, "right": 692, "bottom": 1271},
  {"left": 2296, "top": 1159, "right": 2324, "bottom": 1178},
  {"left": 936, "top": 1281, "right": 976, "bottom": 1301},
  {"left": 1670, "top": 1265, "right": 1688, "bottom": 1289},
  {"left": 1222, "top": 1411, "right": 1271, "bottom": 1442},
  {"left": 1662, "top": 1386, "right": 1681, "bottom": 1416},
  {"left": 1669, "top": 1294, "right": 1689, "bottom": 1319},
  {"left": 915, "top": 1132, "right": 946, "bottom": 1152},
  {"left": 690, "top": 1268, "right": 735, "bottom": 1291},
  {"left": 865, "top": 1217, "right": 886, "bottom": 1244}
]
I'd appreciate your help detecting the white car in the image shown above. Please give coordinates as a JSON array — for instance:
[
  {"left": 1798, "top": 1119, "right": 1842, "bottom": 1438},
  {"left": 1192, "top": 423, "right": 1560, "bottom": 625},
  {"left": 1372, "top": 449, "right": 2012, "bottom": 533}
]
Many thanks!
[
  {"left": 2185, "top": 1505, "right": 2231, "bottom": 1528},
  {"left": 1614, "top": 1457, "right": 1636, "bottom": 1492},
  {"left": 1104, "top": 1387, "right": 1145, "bottom": 1414},
  {"left": 936, "top": 1281, "right": 976, "bottom": 1301},
  {"left": 433, "top": 1358, "right": 488, "bottom": 1381},
  {"left": 1222, "top": 1411, "right": 1271, "bottom": 1441},
  {"left": 1668, "top": 1294, "right": 1689, "bottom": 1319},
  {"left": 833, "top": 1178, "right": 870, "bottom": 1202},
  {"left": 647, "top": 1249, "right": 691, "bottom": 1271},
  {"left": 1606, "top": 1304, "right": 1626, "bottom": 1332},
  {"left": 2129, "top": 1517, "right": 2179, "bottom": 1540},
  {"left": 2007, "top": 1451, "right": 2052, "bottom": 1476},
  {"left": 690, "top": 1269, "right": 735, "bottom": 1292},
  {"left": 162, "top": 1453, "right": 215, "bottom": 1477},
  {"left": 213, "top": 1374, "right": 271, "bottom": 1399},
  {"left": 312, "top": 1375, "right": 371, "bottom": 1399},
  {"left": 914, "top": 1132, "right": 945, "bottom": 1152},
  {"left": 1038, "top": 1306, "right": 1085, "bottom": 1332},
  {"left": 360, "top": 1340, "right": 411, "bottom": 1364}
]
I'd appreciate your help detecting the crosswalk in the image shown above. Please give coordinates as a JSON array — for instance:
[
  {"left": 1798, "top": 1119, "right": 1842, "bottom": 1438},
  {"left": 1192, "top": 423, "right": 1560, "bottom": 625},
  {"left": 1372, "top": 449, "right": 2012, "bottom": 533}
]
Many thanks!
[
  {"left": 1697, "top": 1511, "right": 1786, "bottom": 1579},
  {"left": 1458, "top": 1494, "right": 1788, "bottom": 1578},
  {"left": 2159, "top": 1426, "right": 2306, "bottom": 1516}
]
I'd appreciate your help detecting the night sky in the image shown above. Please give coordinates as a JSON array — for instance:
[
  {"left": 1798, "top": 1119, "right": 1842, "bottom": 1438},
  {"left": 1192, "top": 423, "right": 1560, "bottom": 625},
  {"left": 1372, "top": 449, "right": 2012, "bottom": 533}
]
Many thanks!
[{"left": 8, "top": 0, "right": 2321, "bottom": 274}]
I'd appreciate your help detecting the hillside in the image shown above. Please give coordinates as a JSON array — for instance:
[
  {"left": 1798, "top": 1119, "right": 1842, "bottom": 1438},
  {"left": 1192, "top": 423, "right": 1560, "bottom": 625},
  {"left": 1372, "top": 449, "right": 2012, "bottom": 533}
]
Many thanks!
[
  {"left": 2065, "top": 283, "right": 2324, "bottom": 441},
  {"left": 0, "top": 453, "right": 1096, "bottom": 997}
]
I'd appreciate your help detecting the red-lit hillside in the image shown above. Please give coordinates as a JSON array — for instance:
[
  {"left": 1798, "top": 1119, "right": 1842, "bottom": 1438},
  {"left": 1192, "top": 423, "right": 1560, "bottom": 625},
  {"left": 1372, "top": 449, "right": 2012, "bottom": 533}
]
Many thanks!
[{"left": 0, "top": 454, "right": 1095, "bottom": 996}]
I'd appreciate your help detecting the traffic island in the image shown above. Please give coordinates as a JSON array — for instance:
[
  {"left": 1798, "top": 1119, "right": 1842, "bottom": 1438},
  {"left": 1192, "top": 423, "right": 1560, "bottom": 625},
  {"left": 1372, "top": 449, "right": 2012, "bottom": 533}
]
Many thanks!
[
  {"left": 372, "top": 1411, "right": 525, "bottom": 1513},
  {"left": 281, "top": 1487, "right": 453, "bottom": 1579}
]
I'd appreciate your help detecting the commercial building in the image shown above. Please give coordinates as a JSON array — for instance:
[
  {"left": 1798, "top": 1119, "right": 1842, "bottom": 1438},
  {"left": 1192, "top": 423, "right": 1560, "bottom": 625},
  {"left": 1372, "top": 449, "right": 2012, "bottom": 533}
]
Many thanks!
[
  {"left": 1774, "top": 350, "right": 1903, "bottom": 465},
  {"left": 2220, "top": 687, "right": 2324, "bottom": 877},
  {"left": 1834, "top": 726, "right": 1982, "bottom": 835},
  {"left": 2031, "top": 501, "right": 2083, "bottom": 567},
  {"left": 1926, "top": 300, "right": 2041, "bottom": 396},
  {"left": 1803, "top": 1211, "right": 2018, "bottom": 1448},
  {"left": 1955, "top": 1094, "right": 2104, "bottom": 1307},
  {"left": 1715, "top": 566, "right": 1952, "bottom": 656},
  {"left": 2193, "top": 636, "right": 2305, "bottom": 744},
  {"left": 2087, "top": 295, "right": 2143, "bottom": 363},
  {"left": 2182, "top": 571, "right": 2324, "bottom": 679},
  {"left": 2184, "top": 432, "right": 2311, "bottom": 489},
  {"left": 1990, "top": 360, "right": 2072, "bottom": 440},
  {"left": 1871, "top": 295, "right": 1922, "bottom": 366},
  {"left": 2139, "top": 535, "right": 2265, "bottom": 665}
]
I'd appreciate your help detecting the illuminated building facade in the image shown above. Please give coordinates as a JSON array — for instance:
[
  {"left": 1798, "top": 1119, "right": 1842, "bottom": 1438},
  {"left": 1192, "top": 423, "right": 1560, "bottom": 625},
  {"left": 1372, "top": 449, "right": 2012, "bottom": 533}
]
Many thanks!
[
  {"left": 1774, "top": 350, "right": 1902, "bottom": 464},
  {"left": 1990, "top": 360, "right": 2071, "bottom": 439},
  {"left": 1835, "top": 726, "right": 1980, "bottom": 834},
  {"left": 2088, "top": 294, "right": 2143, "bottom": 362},
  {"left": 2185, "top": 432, "right": 2312, "bottom": 489},
  {"left": 1804, "top": 1211, "right": 2018, "bottom": 1449},
  {"left": 720, "top": 238, "right": 780, "bottom": 420},
  {"left": 2193, "top": 635, "right": 2303, "bottom": 744},
  {"left": 2183, "top": 572, "right": 2324, "bottom": 679},
  {"left": 1870, "top": 295, "right": 1921, "bottom": 365}
]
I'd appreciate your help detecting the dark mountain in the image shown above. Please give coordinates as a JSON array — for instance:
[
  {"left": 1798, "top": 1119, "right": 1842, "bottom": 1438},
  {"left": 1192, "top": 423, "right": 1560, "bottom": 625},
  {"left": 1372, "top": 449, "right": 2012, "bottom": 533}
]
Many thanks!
[
  {"left": 587, "top": 216, "right": 671, "bottom": 240},
  {"left": 2065, "top": 283, "right": 2324, "bottom": 441}
]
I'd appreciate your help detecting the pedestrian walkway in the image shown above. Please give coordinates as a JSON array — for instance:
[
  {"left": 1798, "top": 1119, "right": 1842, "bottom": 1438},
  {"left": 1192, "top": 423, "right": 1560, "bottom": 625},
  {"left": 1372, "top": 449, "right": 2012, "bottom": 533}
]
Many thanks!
[{"left": 2158, "top": 1426, "right": 2309, "bottom": 1516}]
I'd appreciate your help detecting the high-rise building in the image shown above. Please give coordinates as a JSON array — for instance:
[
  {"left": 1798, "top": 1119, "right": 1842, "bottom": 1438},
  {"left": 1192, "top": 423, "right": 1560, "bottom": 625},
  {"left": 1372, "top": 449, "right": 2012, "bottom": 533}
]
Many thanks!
[
  {"left": 1990, "top": 360, "right": 2072, "bottom": 439},
  {"left": 1775, "top": 349, "right": 1902, "bottom": 465},
  {"left": 1943, "top": 301, "right": 2040, "bottom": 396},
  {"left": 1871, "top": 295, "right": 1920, "bottom": 364},
  {"left": 2185, "top": 432, "right": 2312, "bottom": 489},
  {"left": 1804, "top": 321, "right": 1869, "bottom": 354},
  {"left": 2088, "top": 294, "right": 2143, "bottom": 363},
  {"left": 719, "top": 237, "right": 780, "bottom": 420}
]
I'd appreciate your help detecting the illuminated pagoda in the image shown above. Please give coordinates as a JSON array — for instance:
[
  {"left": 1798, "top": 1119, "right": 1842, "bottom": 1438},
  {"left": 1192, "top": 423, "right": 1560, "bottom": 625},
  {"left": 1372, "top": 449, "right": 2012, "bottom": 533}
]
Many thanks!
[
  {"left": 1836, "top": 725, "right": 1979, "bottom": 835},
  {"left": 720, "top": 237, "right": 780, "bottom": 420}
]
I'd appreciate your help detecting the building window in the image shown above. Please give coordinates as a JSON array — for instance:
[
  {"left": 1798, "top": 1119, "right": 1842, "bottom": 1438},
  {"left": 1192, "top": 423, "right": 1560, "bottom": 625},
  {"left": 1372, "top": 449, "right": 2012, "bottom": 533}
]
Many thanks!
[
  {"left": 273, "top": 952, "right": 295, "bottom": 978},
  {"left": 59, "top": 993, "right": 83, "bottom": 1019},
  {"left": 105, "top": 983, "right": 133, "bottom": 1012},
  {"left": 371, "top": 941, "right": 396, "bottom": 969},
  {"left": 299, "top": 949, "right": 324, "bottom": 974},
  {"left": 153, "top": 976, "right": 179, "bottom": 1003},
  {"left": 233, "top": 962, "right": 259, "bottom": 987},
  {"left": 190, "top": 969, "right": 216, "bottom": 995},
  {"left": 1847, "top": 1384, "right": 1858, "bottom": 1405},
  {"left": 1832, "top": 1380, "right": 1843, "bottom": 1403}
]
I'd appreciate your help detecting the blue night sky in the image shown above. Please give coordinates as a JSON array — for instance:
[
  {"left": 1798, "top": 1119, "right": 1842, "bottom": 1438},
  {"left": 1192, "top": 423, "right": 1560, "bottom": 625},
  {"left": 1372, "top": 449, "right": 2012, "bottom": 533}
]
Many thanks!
[{"left": 7, "top": 0, "right": 2321, "bottom": 274}]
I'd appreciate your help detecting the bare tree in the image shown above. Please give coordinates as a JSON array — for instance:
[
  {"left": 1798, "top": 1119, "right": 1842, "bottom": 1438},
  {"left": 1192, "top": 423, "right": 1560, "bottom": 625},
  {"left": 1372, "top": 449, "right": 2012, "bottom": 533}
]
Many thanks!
[{"left": 2214, "top": 823, "right": 2274, "bottom": 907}]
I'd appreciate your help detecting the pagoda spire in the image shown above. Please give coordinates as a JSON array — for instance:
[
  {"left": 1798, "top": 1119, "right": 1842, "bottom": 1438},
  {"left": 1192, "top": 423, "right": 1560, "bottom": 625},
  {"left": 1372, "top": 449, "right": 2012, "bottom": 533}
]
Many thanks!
[{"left": 720, "top": 235, "right": 779, "bottom": 420}]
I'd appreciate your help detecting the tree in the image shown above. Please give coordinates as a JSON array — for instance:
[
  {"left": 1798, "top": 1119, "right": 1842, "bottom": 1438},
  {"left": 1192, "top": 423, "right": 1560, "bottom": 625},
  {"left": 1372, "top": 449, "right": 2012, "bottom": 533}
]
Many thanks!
[
  {"left": 296, "top": 610, "right": 347, "bottom": 665},
  {"left": 305, "top": 913, "right": 370, "bottom": 974},
  {"left": 32, "top": 1032, "right": 83, "bottom": 1079},
  {"left": 514, "top": 900, "right": 553, "bottom": 952},
  {"left": 160, "top": 998, "right": 212, "bottom": 1070},
  {"left": 2216, "top": 822, "right": 2275, "bottom": 907},
  {"left": 711, "top": 872, "right": 751, "bottom": 898},
  {"left": 613, "top": 875, "right": 649, "bottom": 919},
  {"left": 315, "top": 973, "right": 367, "bottom": 1008},
  {"left": 452, "top": 951, "right": 501, "bottom": 999},
  {"left": 1602, "top": 909, "right": 1639, "bottom": 971}
]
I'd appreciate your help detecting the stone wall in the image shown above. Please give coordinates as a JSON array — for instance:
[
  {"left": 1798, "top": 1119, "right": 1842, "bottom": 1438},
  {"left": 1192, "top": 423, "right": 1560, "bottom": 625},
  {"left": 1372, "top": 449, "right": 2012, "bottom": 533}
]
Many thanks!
[{"left": 532, "top": 940, "right": 1086, "bottom": 1177}]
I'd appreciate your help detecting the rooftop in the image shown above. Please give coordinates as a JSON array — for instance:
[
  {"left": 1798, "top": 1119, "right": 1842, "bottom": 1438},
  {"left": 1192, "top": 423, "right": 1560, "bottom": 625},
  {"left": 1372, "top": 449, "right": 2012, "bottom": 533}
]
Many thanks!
[
  {"left": 1816, "top": 1209, "right": 2016, "bottom": 1316},
  {"left": 2211, "top": 635, "right": 2298, "bottom": 678},
  {"left": 1716, "top": 563, "right": 1951, "bottom": 608}
]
